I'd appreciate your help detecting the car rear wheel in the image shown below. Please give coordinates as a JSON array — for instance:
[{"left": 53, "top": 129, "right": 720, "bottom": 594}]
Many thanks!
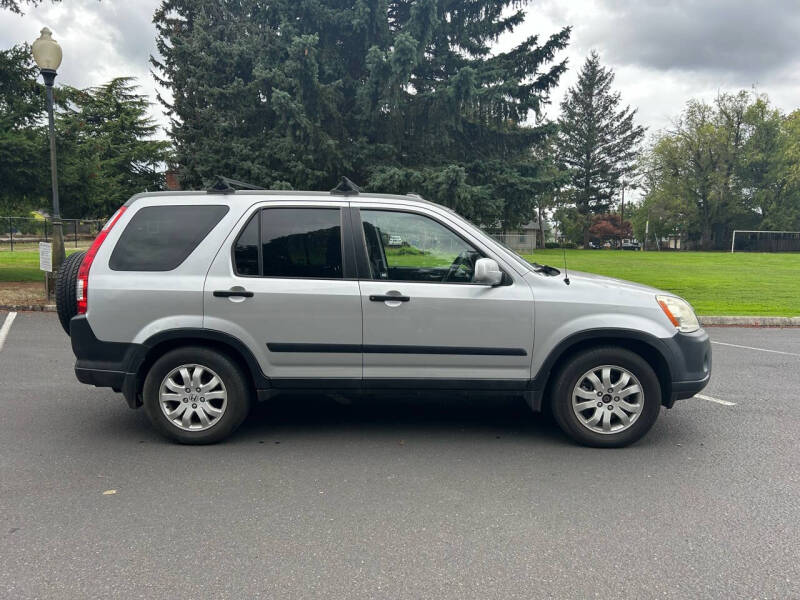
[
  {"left": 143, "top": 347, "right": 251, "bottom": 444},
  {"left": 55, "top": 250, "right": 86, "bottom": 334},
  {"left": 550, "top": 346, "right": 661, "bottom": 448}
]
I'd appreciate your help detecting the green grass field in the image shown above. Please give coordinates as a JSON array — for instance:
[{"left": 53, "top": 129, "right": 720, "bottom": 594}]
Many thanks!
[
  {"left": 522, "top": 249, "right": 800, "bottom": 317},
  {"left": 0, "top": 247, "right": 86, "bottom": 282},
  {"left": 1, "top": 247, "right": 797, "bottom": 316}
]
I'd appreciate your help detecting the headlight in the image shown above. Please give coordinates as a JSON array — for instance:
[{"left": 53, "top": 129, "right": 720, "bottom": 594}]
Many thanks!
[{"left": 656, "top": 295, "right": 700, "bottom": 333}]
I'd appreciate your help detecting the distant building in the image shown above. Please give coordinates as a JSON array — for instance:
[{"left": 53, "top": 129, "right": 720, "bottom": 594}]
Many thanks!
[
  {"left": 486, "top": 220, "right": 541, "bottom": 252},
  {"left": 165, "top": 169, "right": 181, "bottom": 191}
]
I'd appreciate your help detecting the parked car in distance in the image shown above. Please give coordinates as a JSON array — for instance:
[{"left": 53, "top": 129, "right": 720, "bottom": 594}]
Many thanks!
[
  {"left": 57, "top": 186, "right": 710, "bottom": 447},
  {"left": 622, "top": 239, "right": 641, "bottom": 251}
]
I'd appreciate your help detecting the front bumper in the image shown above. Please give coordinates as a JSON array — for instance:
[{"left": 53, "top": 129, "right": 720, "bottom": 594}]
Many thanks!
[{"left": 663, "top": 328, "right": 712, "bottom": 406}]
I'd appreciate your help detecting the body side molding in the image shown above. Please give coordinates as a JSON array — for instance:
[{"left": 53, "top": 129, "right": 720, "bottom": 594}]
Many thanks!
[{"left": 267, "top": 342, "right": 527, "bottom": 356}]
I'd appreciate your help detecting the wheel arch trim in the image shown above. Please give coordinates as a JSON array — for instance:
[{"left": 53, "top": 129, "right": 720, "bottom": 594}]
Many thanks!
[
  {"left": 531, "top": 328, "right": 676, "bottom": 408},
  {"left": 131, "top": 328, "right": 271, "bottom": 403}
]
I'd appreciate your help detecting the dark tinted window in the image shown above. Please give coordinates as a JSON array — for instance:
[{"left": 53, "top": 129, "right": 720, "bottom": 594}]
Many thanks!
[
  {"left": 109, "top": 205, "right": 229, "bottom": 271},
  {"left": 233, "top": 213, "right": 260, "bottom": 276},
  {"left": 261, "top": 208, "right": 342, "bottom": 278}
]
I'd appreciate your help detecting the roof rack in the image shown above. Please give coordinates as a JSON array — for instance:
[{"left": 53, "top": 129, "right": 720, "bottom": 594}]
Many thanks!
[
  {"left": 207, "top": 176, "right": 265, "bottom": 194},
  {"left": 330, "top": 176, "right": 360, "bottom": 196}
]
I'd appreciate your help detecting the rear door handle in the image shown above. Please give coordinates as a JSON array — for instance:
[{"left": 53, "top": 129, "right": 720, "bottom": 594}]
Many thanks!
[
  {"left": 369, "top": 294, "right": 410, "bottom": 302},
  {"left": 213, "top": 290, "right": 254, "bottom": 298}
]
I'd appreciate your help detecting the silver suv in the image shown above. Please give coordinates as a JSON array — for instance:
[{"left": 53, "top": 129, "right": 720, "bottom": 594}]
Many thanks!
[{"left": 59, "top": 185, "right": 711, "bottom": 447}]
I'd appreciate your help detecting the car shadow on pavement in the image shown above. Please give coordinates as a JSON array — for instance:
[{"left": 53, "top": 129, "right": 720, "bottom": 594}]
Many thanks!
[
  {"left": 235, "top": 392, "right": 567, "bottom": 443},
  {"left": 89, "top": 389, "right": 700, "bottom": 448}
]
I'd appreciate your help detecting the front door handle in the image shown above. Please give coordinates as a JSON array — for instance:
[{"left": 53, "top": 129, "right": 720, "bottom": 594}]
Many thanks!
[
  {"left": 213, "top": 289, "right": 254, "bottom": 298},
  {"left": 369, "top": 293, "right": 410, "bottom": 302}
]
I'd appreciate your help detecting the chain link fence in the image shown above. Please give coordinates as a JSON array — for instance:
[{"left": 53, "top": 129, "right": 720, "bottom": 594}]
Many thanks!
[{"left": 0, "top": 217, "right": 105, "bottom": 251}]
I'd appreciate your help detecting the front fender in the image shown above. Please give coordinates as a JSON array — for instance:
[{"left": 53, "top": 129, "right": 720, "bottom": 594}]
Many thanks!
[{"left": 532, "top": 311, "right": 677, "bottom": 380}]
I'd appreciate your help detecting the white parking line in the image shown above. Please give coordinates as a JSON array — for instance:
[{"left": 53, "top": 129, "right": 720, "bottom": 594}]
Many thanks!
[
  {"left": 711, "top": 340, "right": 800, "bottom": 358},
  {"left": 695, "top": 393, "right": 736, "bottom": 406},
  {"left": 0, "top": 311, "right": 17, "bottom": 353}
]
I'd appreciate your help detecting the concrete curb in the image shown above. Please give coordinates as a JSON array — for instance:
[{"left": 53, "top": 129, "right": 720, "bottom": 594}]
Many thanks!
[
  {"left": 0, "top": 305, "right": 798, "bottom": 327},
  {"left": 700, "top": 316, "right": 800, "bottom": 327},
  {"left": 0, "top": 304, "right": 56, "bottom": 312}
]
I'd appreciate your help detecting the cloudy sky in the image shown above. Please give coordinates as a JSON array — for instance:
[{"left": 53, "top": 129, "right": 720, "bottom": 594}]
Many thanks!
[{"left": 2, "top": 0, "right": 799, "bottom": 140}]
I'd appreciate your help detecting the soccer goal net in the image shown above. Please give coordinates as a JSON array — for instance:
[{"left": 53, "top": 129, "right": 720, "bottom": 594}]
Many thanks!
[{"left": 731, "top": 230, "right": 800, "bottom": 253}]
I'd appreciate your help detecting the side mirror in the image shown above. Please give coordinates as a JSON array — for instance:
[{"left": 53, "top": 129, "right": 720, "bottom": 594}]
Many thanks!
[{"left": 473, "top": 258, "right": 503, "bottom": 286}]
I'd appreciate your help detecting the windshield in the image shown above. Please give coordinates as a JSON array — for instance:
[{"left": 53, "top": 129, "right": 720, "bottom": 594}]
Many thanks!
[
  {"left": 489, "top": 235, "right": 544, "bottom": 268},
  {"left": 452, "top": 216, "right": 550, "bottom": 274}
]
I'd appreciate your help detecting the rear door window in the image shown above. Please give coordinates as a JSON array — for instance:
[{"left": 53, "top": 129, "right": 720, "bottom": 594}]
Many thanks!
[
  {"left": 233, "top": 207, "right": 343, "bottom": 279},
  {"left": 109, "top": 205, "right": 229, "bottom": 271},
  {"left": 232, "top": 213, "right": 260, "bottom": 276}
]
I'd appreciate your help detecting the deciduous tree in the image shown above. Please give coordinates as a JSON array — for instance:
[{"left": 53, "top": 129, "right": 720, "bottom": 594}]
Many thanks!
[
  {"left": 640, "top": 91, "right": 799, "bottom": 249},
  {"left": 588, "top": 213, "right": 631, "bottom": 246}
]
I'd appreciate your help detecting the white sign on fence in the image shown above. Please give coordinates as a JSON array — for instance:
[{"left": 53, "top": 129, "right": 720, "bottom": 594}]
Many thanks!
[{"left": 39, "top": 242, "right": 52, "bottom": 273}]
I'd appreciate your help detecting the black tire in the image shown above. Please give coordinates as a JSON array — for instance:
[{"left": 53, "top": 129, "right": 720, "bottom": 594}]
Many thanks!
[
  {"left": 550, "top": 346, "right": 661, "bottom": 448},
  {"left": 142, "top": 346, "right": 251, "bottom": 444},
  {"left": 55, "top": 250, "right": 86, "bottom": 335}
]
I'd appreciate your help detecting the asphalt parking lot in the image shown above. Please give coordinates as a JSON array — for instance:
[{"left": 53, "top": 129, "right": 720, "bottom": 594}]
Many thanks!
[{"left": 1, "top": 311, "right": 799, "bottom": 599}]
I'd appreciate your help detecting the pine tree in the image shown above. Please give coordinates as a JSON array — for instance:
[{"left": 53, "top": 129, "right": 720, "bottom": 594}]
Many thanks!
[
  {"left": 56, "top": 78, "right": 172, "bottom": 217},
  {"left": 0, "top": 44, "right": 48, "bottom": 214},
  {"left": 556, "top": 51, "right": 645, "bottom": 244},
  {"left": 1, "top": 46, "right": 170, "bottom": 218},
  {"left": 152, "top": 0, "right": 570, "bottom": 228}
]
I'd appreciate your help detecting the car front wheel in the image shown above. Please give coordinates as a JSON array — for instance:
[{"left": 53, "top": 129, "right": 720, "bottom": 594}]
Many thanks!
[
  {"left": 143, "top": 347, "right": 251, "bottom": 444},
  {"left": 550, "top": 347, "right": 661, "bottom": 447}
]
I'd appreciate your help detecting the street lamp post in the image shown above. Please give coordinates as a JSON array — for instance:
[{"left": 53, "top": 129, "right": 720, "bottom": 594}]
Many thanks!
[{"left": 32, "top": 27, "right": 65, "bottom": 299}]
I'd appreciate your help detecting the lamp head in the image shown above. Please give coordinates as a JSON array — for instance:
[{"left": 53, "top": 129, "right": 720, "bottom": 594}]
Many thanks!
[{"left": 32, "top": 27, "right": 62, "bottom": 72}]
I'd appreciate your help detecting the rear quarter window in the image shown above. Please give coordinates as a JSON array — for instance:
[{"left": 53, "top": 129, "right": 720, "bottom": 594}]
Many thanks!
[{"left": 109, "top": 205, "right": 229, "bottom": 271}]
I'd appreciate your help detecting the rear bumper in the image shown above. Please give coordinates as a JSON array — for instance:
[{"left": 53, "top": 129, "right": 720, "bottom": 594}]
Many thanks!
[
  {"left": 71, "top": 316, "right": 143, "bottom": 408},
  {"left": 75, "top": 365, "right": 124, "bottom": 388}
]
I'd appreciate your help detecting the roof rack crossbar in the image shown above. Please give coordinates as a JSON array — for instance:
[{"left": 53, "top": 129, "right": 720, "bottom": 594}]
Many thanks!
[{"left": 208, "top": 176, "right": 265, "bottom": 194}]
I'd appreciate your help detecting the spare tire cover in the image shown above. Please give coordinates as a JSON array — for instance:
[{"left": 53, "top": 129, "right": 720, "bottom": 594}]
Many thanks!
[{"left": 55, "top": 250, "right": 86, "bottom": 335}]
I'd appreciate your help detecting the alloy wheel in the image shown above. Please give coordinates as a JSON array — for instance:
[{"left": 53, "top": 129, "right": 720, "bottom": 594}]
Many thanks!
[
  {"left": 159, "top": 364, "right": 228, "bottom": 431},
  {"left": 571, "top": 365, "right": 644, "bottom": 434}
]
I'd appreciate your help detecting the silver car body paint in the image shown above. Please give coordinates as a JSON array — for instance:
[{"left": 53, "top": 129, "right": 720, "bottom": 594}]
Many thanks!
[
  {"left": 525, "top": 270, "right": 676, "bottom": 377},
  {"left": 204, "top": 198, "right": 363, "bottom": 380},
  {"left": 350, "top": 199, "right": 534, "bottom": 381},
  {"left": 86, "top": 191, "right": 681, "bottom": 384},
  {"left": 88, "top": 194, "right": 228, "bottom": 344}
]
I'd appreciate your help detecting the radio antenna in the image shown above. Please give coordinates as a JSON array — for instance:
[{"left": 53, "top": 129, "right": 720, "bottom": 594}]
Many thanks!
[{"left": 561, "top": 237, "right": 570, "bottom": 285}]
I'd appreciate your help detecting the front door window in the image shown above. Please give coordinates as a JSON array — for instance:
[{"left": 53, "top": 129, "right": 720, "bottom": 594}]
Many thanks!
[{"left": 360, "top": 210, "right": 482, "bottom": 283}]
